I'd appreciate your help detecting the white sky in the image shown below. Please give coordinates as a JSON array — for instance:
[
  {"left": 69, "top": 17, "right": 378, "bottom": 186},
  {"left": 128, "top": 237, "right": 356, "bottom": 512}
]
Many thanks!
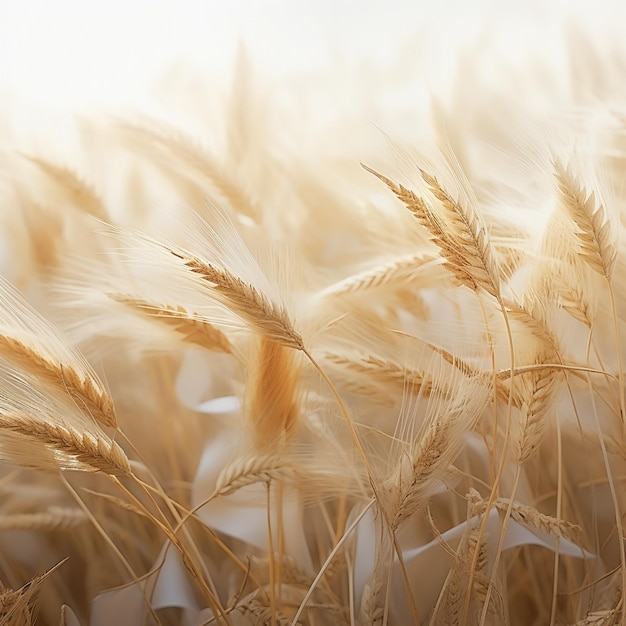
[{"left": 0, "top": 0, "right": 623, "bottom": 109}]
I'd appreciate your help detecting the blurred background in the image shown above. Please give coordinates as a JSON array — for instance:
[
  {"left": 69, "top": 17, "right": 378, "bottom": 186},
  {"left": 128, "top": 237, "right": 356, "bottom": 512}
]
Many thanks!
[{"left": 0, "top": 0, "right": 622, "bottom": 109}]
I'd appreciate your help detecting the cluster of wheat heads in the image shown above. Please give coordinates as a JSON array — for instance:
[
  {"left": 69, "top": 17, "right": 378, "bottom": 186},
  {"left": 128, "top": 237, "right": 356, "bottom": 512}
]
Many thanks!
[{"left": 1, "top": 50, "right": 626, "bottom": 626}]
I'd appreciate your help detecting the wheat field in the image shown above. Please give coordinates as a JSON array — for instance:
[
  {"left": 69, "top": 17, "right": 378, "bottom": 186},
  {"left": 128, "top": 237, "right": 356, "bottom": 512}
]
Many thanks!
[{"left": 1, "top": 5, "right": 626, "bottom": 625}]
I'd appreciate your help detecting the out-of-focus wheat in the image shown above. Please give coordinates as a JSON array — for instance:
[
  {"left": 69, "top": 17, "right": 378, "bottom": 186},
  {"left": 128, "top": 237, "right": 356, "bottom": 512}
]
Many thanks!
[{"left": 0, "top": 21, "right": 625, "bottom": 626}]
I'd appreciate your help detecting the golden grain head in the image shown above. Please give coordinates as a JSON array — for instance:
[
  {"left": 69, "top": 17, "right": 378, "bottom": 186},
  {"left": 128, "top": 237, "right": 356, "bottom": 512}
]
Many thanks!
[{"left": 0, "top": 16, "right": 625, "bottom": 626}]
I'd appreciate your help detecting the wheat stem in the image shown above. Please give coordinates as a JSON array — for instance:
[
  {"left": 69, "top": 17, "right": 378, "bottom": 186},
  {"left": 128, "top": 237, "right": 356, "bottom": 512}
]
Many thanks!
[{"left": 290, "top": 499, "right": 374, "bottom": 626}]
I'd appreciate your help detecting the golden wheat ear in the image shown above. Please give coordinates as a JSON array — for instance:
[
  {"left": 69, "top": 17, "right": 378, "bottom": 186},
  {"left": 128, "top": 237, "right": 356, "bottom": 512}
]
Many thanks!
[
  {"left": 0, "top": 276, "right": 117, "bottom": 428},
  {"left": 97, "top": 207, "right": 306, "bottom": 350},
  {"left": 16, "top": 152, "right": 107, "bottom": 220},
  {"left": 0, "top": 279, "right": 128, "bottom": 472},
  {"left": 107, "top": 114, "right": 258, "bottom": 220},
  {"left": 0, "top": 558, "right": 67, "bottom": 626},
  {"left": 361, "top": 164, "right": 502, "bottom": 300},
  {"left": 553, "top": 160, "right": 616, "bottom": 280}
]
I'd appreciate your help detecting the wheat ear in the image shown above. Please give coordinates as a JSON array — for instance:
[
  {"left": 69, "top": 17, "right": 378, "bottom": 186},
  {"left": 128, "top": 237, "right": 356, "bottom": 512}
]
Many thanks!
[
  {"left": 387, "top": 398, "right": 476, "bottom": 530},
  {"left": 235, "top": 597, "right": 293, "bottom": 626},
  {"left": 0, "top": 413, "right": 130, "bottom": 475},
  {"left": 169, "top": 249, "right": 304, "bottom": 350},
  {"left": 319, "top": 251, "right": 437, "bottom": 297},
  {"left": 0, "top": 589, "right": 31, "bottom": 625},
  {"left": 114, "top": 116, "right": 257, "bottom": 219},
  {"left": 467, "top": 488, "right": 581, "bottom": 540},
  {"left": 322, "top": 352, "right": 433, "bottom": 394},
  {"left": 433, "top": 527, "right": 493, "bottom": 626},
  {"left": 362, "top": 164, "right": 501, "bottom": 298},
  {"left": 0, "top": 507, "right": 87, "bottom": 532},
  {"left": 554, "top": 162, "right": 616, "bottom": 279},
  {"left": 212, "top": 453, "right": 295, "bottom": 497},
  {"left": 17, "top": 153, "right": 107, "bottom": 220},
  {"left": 0, "top": 335, "right": 116, "bottom": 428},
  {"left": 111, "top": 294, "right": 234, "bottom": 354},
  {"left": 512, "top": 360, "right": 560, "bottom": 463}
]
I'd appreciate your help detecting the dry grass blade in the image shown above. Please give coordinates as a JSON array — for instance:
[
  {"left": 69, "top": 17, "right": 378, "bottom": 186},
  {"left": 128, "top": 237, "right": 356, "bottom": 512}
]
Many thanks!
[
  {"left": 554, "top": 162, "right": 616, "bottom": 279},
  {"left": 111, "top": 294, "right": 234, "bottom": 354},
  {"left": 169, "top": 248, "right": 304, "bottom": 350},
  {"left": 0, "top": 412, "right": 130, "bottom": 475},
  {"left": 0, "top": 335, "right": 116, "bottom": 428}
]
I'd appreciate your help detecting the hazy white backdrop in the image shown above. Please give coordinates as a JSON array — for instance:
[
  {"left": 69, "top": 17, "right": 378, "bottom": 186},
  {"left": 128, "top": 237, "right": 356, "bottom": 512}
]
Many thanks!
[{"left": 0, "top": 0, "right": 622, "bottom": 109}]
